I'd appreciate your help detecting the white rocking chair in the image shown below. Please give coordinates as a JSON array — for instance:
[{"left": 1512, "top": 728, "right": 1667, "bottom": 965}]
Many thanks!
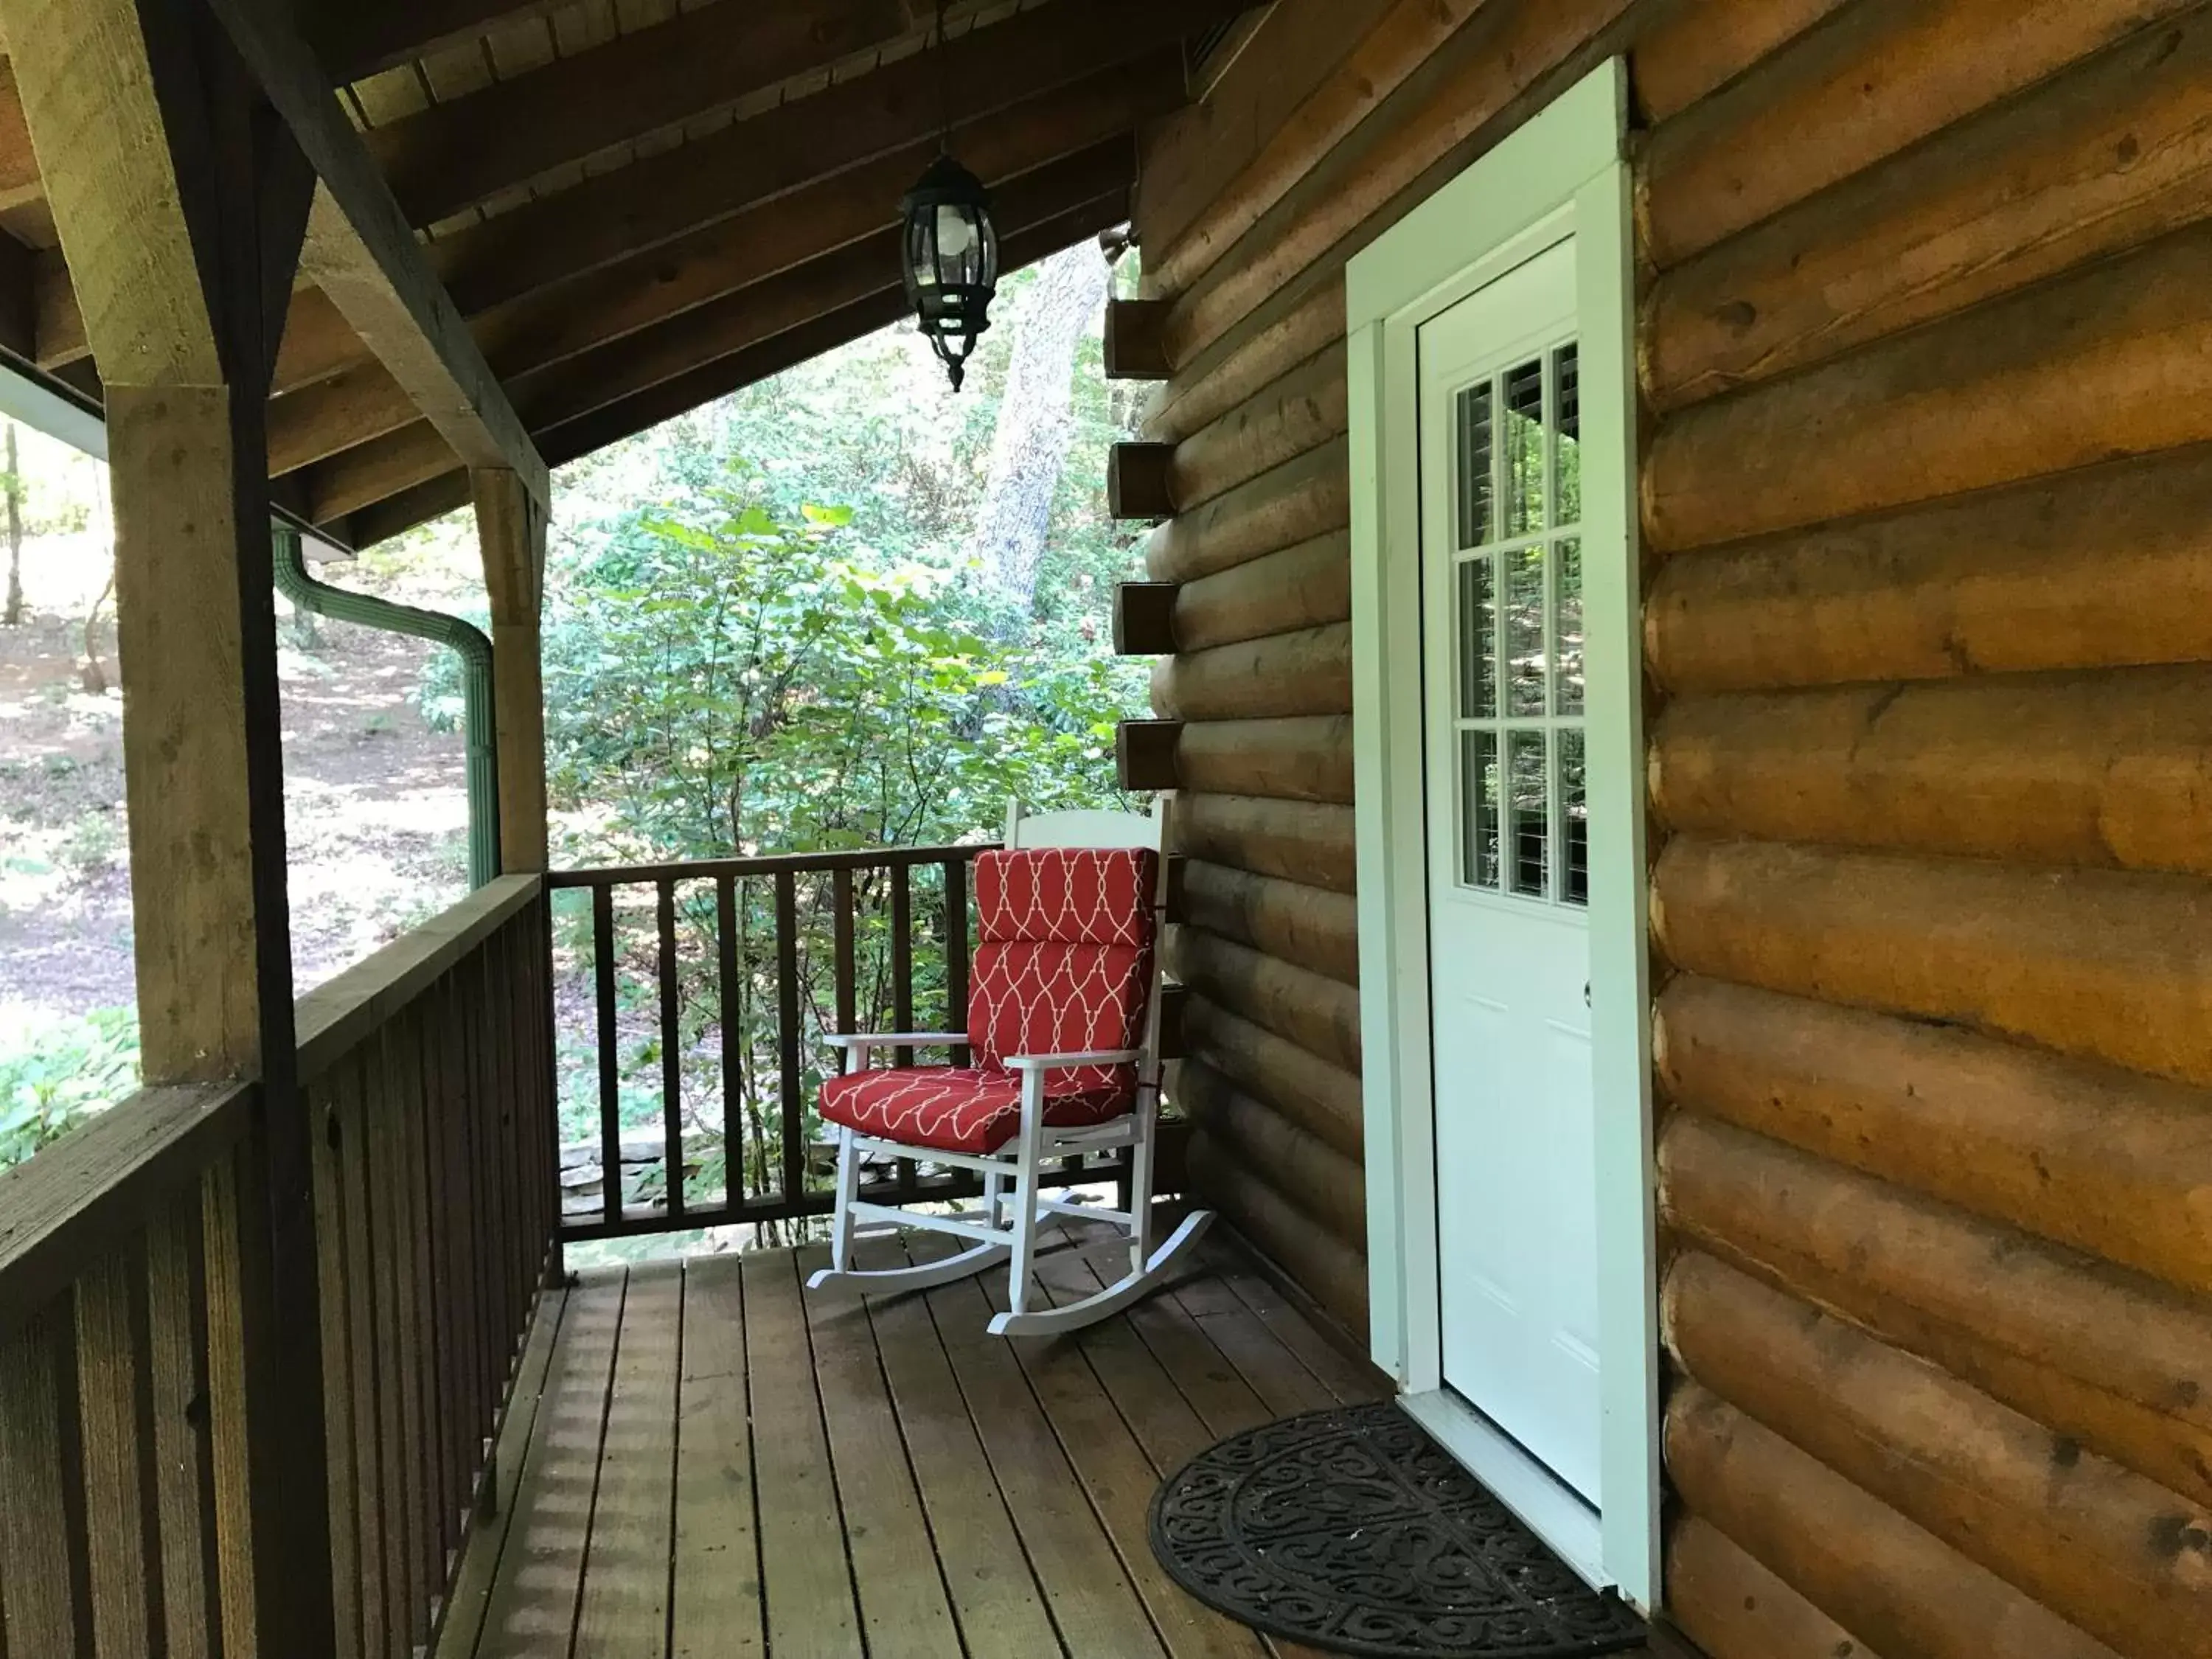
[{"left": 805, "top": 800, "right": 1212, "bottom": 1336}]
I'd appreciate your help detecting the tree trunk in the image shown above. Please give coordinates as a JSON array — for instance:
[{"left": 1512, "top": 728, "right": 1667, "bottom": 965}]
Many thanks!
[
  {"left": 972, "top": 243, "right": 1110, "bottom": 611},
  {"left": 1, "top": 423, "right": 21, "bottom": 626}
]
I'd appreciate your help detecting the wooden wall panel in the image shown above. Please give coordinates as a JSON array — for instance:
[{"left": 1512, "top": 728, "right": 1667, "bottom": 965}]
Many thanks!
[{"left": 1133, "top": 0, "right": 2212, "bottom": 1646}]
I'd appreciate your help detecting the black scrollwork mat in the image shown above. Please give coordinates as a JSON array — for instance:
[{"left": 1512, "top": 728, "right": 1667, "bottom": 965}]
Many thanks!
[{"left": 1149, "top": 1403, "right": 1646, "bottom": 1658}]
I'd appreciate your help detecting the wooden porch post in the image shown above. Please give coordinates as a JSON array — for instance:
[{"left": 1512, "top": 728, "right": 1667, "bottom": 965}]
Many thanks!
[
  {"left": 474, "top": 467, "right": 550, "bottom": 873},
  {"left": 0, "top": 0, "right": 336, "bottom": 1650}
]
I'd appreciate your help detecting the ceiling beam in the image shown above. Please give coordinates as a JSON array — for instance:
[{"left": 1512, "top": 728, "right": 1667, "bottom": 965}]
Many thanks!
[
  {"left": 371, "top": 0, "right": 910, "bottom": 229},
  {"left": 424, "top": 0, "right": 1242, "bottom": 306},
  {"left": 330, "top": 181, "right": 1132, "bottom": 542},
  {"left": 203, "top": 0, "right": 548, "bottom": 506}
]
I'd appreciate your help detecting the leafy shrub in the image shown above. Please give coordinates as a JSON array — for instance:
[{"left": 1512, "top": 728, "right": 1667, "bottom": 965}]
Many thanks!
[{"left": 0, "top": 1007, "right": 141, "bottom": 1172}]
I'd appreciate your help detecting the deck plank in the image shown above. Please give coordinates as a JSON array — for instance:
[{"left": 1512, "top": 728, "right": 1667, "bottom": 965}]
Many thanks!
[
  {"left": 573, "top": 1264, "right": 681, "bottom": 1656},
  {"left": 670, "top": 1256, "right": 764, "bottom": 1659},
  {"left": 855, "top": 1231, "right": 1061, "bottom": 1659},
  {"left": 1212, "top": 1254, "right": 1388, "bottom": 1406},
  {"left": 796, "top": 1242, "right": 964, "bottom": 1659},
  {"left": 922, "top": 1237, "right": 1170, "bottom": 1659},
  {"left": 475, "top": 1270, "right": 625, "bottom": 1659},
  {"left": 743, "top": 1248, "right": 865, "bottom": 1658},
  {"left": 1009, "top": 1248, "right": 1275, "bottom": 1659},
  {"left": 1172, "top": 1269, "right": 1337, "bottom": 1419}
]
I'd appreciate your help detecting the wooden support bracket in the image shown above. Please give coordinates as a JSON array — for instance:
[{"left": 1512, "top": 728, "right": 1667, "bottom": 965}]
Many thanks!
[
  {"left": 1118, "top": 717, "right": 1183, "bottom": 792},
  {"left": 1104, "top": 296, "right": 1175, "bottom": 379},
  {"left": 1113, "top": 580, "right": 1180, "bottom": 655},
  {"left": 1108, "top": 441, "right": 1179, "bottom": 521},
  {"left": 1156, "top": 981, "right": 1189, "bottom": 1061}
]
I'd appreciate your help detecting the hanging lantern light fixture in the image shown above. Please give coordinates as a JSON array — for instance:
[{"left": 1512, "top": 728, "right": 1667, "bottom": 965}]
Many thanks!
[{"left": 902, "top": 0, "right": 998, "bottom": 392}]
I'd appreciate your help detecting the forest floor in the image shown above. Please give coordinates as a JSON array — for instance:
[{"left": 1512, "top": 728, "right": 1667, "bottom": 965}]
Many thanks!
[{"left": 0, "top": 531, "right": 472, "bottom": 1035}]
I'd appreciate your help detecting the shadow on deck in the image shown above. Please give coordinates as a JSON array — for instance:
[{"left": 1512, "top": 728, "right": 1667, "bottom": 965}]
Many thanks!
[{"left": 439, "top": 1222, "right": 1401, "bottom": 1659}]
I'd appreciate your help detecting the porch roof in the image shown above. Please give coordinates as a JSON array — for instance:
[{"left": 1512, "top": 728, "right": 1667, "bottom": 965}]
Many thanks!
[{"left": 0, "top": 0, "right": 1252, "bottom": 547}]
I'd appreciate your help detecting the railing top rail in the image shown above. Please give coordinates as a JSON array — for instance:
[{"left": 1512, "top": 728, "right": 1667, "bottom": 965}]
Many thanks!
[
  {"left": 296, "top": 872, "right": 542, "bottom": 1086},
  {"left": 0, "top": 1079, "right": 254, "bottom": 1334},
  {"left": 547, "top": 842, "right": 996, "bottom": 889}
]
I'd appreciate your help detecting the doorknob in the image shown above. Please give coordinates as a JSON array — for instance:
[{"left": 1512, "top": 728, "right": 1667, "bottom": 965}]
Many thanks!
[{"left": 1584, "top": 982, "right": 1591, "bottom": 1009}]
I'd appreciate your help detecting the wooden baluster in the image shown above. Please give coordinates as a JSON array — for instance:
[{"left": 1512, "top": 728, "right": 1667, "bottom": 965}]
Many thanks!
[
  {"left": 76, "top": 1247, "right": 156, "bottom": 1655},
  {"left": 833, "top": 869, "right": 858, "bottom": 1040},
  {"left": 716, "top": 876, "right": 742, "bottom": 1219},
  {"left": 146, "top": 1193, "right": 220, "bottom": 1659},
  {"left": 592, "top": 885, "right": 622, "bottom": 1227},
  {"left": 891, "top": 861, "right": 918, "bottom": 1200},
  {"left": 776, "top": 872, "right": 805, "bottom": 1208},
  {"left": 945, "top": 858, "right": 972, "bottom": 1069},
  {"left": 414, "top": 987, "right": 465, "bottom": 1585},
  {"left": 307, "top": 1080, "right": 363, "bottom": 1659},
  {"left": 0, "top": 1305, "right": 84, "bottom": 1650},
  {"left": 657, "top": 880, "right": 685, "bottom": 1222},
  {"left": 392, "top": 1012, "right": 440, "bottom": 1634}
]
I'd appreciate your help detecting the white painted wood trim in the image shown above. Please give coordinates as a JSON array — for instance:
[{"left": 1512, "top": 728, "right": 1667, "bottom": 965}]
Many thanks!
[
  {"left": 1346, "top": 58, "right": 1660, "bottom": 1610},
  {"left": 1399, "top": 1390, "right": 1606, "bottom": 1589}
]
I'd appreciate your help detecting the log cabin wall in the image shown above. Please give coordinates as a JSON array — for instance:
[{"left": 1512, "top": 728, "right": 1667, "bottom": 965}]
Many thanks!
[{"left": 1120, "top": 1, "right": 2212, "bottom": 1654}]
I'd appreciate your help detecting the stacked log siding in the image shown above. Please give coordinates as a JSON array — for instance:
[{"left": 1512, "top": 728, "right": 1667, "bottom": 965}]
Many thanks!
[{"left": 1131, "top": 0, "right": 2212, "bottom": 1650}]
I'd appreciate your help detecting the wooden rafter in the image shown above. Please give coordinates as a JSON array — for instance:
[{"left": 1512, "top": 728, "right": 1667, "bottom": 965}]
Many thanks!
[
  {"left": 370, "top": 0, "right": 911, "bottom": 228},
  {"left": 202, "top": 0, "right": 549, "bottom": 505}
]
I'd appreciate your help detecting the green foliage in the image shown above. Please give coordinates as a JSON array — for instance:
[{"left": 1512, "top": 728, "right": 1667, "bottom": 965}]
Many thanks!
[{"left": 0, "top": 1009, "right": 140, "bottom": 1172}]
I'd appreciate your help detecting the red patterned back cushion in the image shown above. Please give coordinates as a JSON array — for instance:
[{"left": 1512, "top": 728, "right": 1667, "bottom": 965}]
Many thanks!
[{"left": 969, "top": 847, "right": 1158, "bottom": 1092}]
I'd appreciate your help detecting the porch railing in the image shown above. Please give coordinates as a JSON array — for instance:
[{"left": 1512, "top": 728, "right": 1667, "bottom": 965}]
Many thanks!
[
  {"left": 0, "top": 875, "right": 557, "bottom": 1658},
  {"left": 547, "top": 844, "right": 1143, "bottom": 1244}
]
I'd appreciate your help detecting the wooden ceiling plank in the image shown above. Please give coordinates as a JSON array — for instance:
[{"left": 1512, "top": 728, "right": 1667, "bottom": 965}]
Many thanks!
[
  {"left": 206, "top": 0, "right": 549, "bottom": 505},
  {"left": 428, "top": 0, "right": 1244, "bottom": 311},
  {"left": 372, "top": 0, "right": 911, "bottom": 227},
  {"left": 313, "top": 0, "right": 569, "bottom": 85}
]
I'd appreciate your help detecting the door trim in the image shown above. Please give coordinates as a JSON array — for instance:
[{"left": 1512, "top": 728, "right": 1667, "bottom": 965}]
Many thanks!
[{"left": 1345, "top": 59, "right": 1659, "bottom": 1609}]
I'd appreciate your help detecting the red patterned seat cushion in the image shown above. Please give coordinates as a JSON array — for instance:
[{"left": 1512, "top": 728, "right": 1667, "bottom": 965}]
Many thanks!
[
  {"left": 817, "top": 846, "right": 1161, "bottom": 1157},
  {"left": 818, "top": 1065, "right": 1135, "bottom": 1155}
]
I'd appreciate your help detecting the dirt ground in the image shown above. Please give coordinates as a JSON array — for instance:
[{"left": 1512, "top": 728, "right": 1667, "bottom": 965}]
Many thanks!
[{"left": 0, "top": 529, "right": 473, "bottom": 1034}]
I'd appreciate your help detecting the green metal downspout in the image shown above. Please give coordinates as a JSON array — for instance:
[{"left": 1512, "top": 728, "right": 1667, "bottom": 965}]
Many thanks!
[{"left": 273, "top": 524, "right": 502, "bottom": 888}]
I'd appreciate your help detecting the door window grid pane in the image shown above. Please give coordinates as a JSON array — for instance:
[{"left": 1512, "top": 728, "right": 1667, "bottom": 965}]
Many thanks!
[
  {"left": 1458, "top": 556, "right": 1498, "bottom": 720},
  {"left": 1458, "top": 383, "right": 1495, "bottom": 549},
  {"left": 1559, "top": 730, "right": 1588, "bottom": 908},
  {"left": 1555, "top": 344, "right": 1582, "bottom": 529},
  {"left": 1505, "top": 546, "right": 1545, "bottom": 717},
  {"left": 1507, "top": 729, "right": 1549, "bottom": 898},
  {"left": 1502, "top": 359, "right": 1545, "bottom": 539},
  {"left": 1463, "top": 731, "right": 1500, "bottom": 889},
  {"left": 1554, "top": 538, "right": 1584, "bottom": 717}
]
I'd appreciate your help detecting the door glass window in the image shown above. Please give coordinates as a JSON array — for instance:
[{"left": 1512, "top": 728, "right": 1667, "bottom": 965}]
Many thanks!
[{"left": 1450, "top": 338, "right": 1588, "bottom": 908}]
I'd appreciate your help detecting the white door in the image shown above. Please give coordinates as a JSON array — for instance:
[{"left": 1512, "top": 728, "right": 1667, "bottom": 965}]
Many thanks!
[{"left": 1416, "top": 237, "right": 1601, "bottom": 1503}]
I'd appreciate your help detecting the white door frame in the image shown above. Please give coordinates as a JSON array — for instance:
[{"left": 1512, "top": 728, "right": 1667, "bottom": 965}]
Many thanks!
[{"left": 1346, "top": 60, "right": 1659, "bottom": 1608}]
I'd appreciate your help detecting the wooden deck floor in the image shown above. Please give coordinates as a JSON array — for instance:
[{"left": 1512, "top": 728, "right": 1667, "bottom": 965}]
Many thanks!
[{"left": 437, "top": 1225, "right": 1673, "bottom": 1659}]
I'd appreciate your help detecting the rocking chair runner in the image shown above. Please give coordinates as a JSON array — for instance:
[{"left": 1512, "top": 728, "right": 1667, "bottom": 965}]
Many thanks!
[{"left": 805, "top": 802, "right": 1212, "bottom": 1335}]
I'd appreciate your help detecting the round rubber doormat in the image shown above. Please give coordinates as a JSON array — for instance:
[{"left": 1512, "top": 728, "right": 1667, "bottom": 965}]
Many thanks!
[{"left": 1149, "top": 1403, "right": 1646, "bottom": 1658}]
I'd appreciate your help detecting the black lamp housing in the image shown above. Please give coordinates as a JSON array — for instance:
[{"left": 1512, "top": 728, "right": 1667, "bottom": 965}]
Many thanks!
[{"left": 901, "top": 153, "right": 999, "bottom": 392}]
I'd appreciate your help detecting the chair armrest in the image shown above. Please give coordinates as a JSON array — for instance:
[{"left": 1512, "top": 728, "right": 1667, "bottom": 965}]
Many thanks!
[
  {"left": 1005, "top": 1049, "right": 1143, "bottom": 1071},
  {"left": 823, "top": 1032, "right": 968, "bottom": 1049}
]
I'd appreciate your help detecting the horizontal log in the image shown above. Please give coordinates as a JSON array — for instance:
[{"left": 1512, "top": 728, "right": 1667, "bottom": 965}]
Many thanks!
[
  {"left": 1182, "top": 992, "right": 1364, "bottom": 1161},
  {"left": 1644, "top": 7, "right": 2212, "bottom": 410},
  {"left": 1666, "top": 1382, "right": 2126, "bottom": 1659},
  {"left": 1145, "top": 0, "right": 1488, "bottom": 302},
  {"left": 1638, "top": 0, "right": 2197, "bottom": 271},
  {"left": 1175, "top": 794, "right": 1357, "bottom": 894},
  {"left": 1177, "top": 1057, "right": 1366, "bottom": 1246},
  {"left": 1163, "top": 0, "right": 1637, "bottom": 365},
  {"left": 1175, "top": 531, "right": 1352, "bottom": 652},
  {"left": 1655, "top": 975, "right": 2212, "bottom": 1300},
  {"left": 1113, "top": 581, "right": 1180, "bottom": 655},
  {"left": 1644, "top": 444, "right": 2212, "bottom": 695},
  {"left": 1660, "top": 1113, "right": 2212, "bottom": 1499},
  {"left": 1630, "top": 0, "right": 1851, "bottom": 125},
  {"left": 1151, "top": 623, "right": 1352, "bottom": 721},
  {"left": 1176, "top": 716, "right": 1355, "bottom": 807},
  {"left": 1186, "top": 1128, "right": 1369, "bottom": 1334},
  {"left": 1166, "top": 926, "right": 1363, "bottom": 1074},
  {"left": 1145, "top": 278, "right": 1345, "bottom": 446},
  {"left": 1180, "top": 860, "right": 1360, "bottom": 987},
  {"left": 1663, "top": 1251, "right": 2212, "bottom": 1658},
  {"left": 1169, "top": 341, "right": 1349, "bottom": 512},
  {"left": 1652, "top": 836, "right": 2212, "bottom": 1090},
  {"left": 1116, "top": 720, "right": 1180, "bottom": 793},
  {"left": 1650, "top": 667, "right": 2212, "bottom": 876},
  {"left": 1147, "top": 438, "right": 1350, "bottom": 585},
  {"left": 1109, "top": 442, "right": 1178, "bottom": 521},
  {"left": 1644, "top": 218, "right": 2212, "bottom": 552},
  {"left": 1664, "top": 1515, "right": 1885, "bottom": 1659},
  {"left": 1104, "top": 298, "right": 1174, "bottom": 380}
]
